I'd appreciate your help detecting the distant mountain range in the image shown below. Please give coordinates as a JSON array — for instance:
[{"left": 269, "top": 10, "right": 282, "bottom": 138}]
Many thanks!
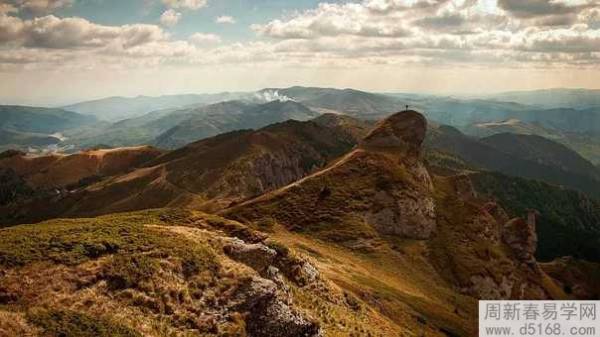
[
  {"left": 3, "top": 88, "right": 600, "bottom": 168},
  {"left": 155, "top": 100, "right": 320, "bottom": 149},
  {"left": 487, "top": 88, "right": 600, "bottom": 110},
  {"left": 62, "top": 92, "right": 247, "bottom": 121},
  {"left": 464, "top": 119, "right": 600, "bottom": 166},
  {"left": 425, "top": 125, "right": 600, "bottom": 198},
  {"left": 0, "top": 105, "right": 97, "bottom": 153}
]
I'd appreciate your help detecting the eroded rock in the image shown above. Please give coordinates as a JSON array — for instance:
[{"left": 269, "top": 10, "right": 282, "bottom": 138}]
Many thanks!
[{"left": 503, "top": 210, "right": 539, "bottom": 264}]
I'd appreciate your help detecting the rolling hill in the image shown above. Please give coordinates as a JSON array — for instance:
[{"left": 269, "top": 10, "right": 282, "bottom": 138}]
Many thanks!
[
  {"left": 258, "top": 87, "right": 403, "bottom": 118},
  {"left": 154, "top": 100, "right": 320, "bottom": 149},
  {"left": 0, "top": 105, "right": 96, "bottom": 134},
  {"left": 0, "top": 105, "right": 98, "bottom": 153},
  {"left": 481, "top": 133, "right": 600, "bottom": 181},
  {"left": 425, "top": 124, "right": 600, "bottom": 198},
  {"left": 62, "top": 92, "right": 246, "bottom": 121},
  {"left": 464, "top": 119, "right": 600, "bottom": 166},
  {"left": 0, "top": 115, "right": 367, "bottom": 225}
]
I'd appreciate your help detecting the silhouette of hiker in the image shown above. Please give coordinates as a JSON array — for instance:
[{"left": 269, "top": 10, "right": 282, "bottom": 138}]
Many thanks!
[{"left": 405, "top": 105, "right": 409, "bottom": 111}]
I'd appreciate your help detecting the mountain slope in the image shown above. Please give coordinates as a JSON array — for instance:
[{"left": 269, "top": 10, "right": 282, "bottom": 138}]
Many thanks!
[
  {"left": 0, "top": 208, "right": 395, "bottom": 337},
  {"left": 0, "top": 117, "right": 365, "bottom": 225},
  {"left": 154, "top": 100, "right": 320, "bottom": 149},
  {"left": 259, "top": 87, "right": 403, "bottom": 118},
  {"left": 63, "top": 92, "right": 246, "bottom": 121},
  {"left": 2, "top": 111, "right": 598, "bottom": 336},
  {"left": 481, "top": 133, "right": 600, "bottom": 181},
  {"left": 425, "top": 125, "right": 600, "bottom": 198},
  {"left": 471, "top": 172, "right": 600, "bottom": 262},
  {"left": 223, "top": 110, "right": 573, "bottom": 334},
  {"left": 464, "top": 119, "right": 600, "bottom": 166},
  {"left": 0, "top": 105, "right": 96, "bottom": 135},
  {"left": 0, "top": 146, "right": 163, "bottom": 191}
]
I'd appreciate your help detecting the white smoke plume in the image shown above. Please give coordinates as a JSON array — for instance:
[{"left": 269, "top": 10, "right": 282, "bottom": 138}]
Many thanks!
[{"left": 255, "top": 90, "right": 296, "bottom": 103}]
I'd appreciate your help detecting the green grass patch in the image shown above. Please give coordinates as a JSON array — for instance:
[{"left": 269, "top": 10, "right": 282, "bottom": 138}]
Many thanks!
[
  {"left": 0, "top": 209, "right": 215, "bottom": 270},
  {"left": 27, "top": 309, "right": 141, "bottom": 337}
]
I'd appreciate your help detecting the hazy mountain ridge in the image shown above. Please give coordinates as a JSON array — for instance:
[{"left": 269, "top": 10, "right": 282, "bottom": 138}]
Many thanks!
[
  {"left": 481, "top": 133, "right": 600, "bottom": 181},
  {"left": 0, "top": 105, "right": 98, "bottom": 153},
  {"left": 425, "top": 124, "right": 600, "bottom": 198},
  {"left": 63, "top": 92, "right": 248, "bottom": 122},
  {"left": 154, "top": 100, "right": 320, "bottom": 149},
  {"left": 488, "top": 88, "right": 600, "bottom": 109},
  {"left": 0, "top": 105, "right": 96, "bottom": 133},
  {"left": 464, "top": 118, "right": 600, "bottom": 166}
]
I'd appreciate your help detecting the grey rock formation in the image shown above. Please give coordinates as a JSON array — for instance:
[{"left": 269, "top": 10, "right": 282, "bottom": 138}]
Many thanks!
[
  {"left": 503, "top": 210, "right": 539, "bottom": 264},
  {"left": 361, "top": 110, "right": 427, "bottom": 160}
]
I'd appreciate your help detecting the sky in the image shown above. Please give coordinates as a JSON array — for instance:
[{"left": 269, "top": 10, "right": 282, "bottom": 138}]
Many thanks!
[{"left": 1, "top": 0, "right": 600, "bottom": 106}]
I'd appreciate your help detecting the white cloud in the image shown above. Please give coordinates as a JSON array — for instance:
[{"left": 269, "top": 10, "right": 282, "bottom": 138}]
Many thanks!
[
  {"left": 2, "top": 0, "right": 73, "bottom": 14},
  {"left": 0, "top": 14, "right": 169, "bottom": 49},
  {"left": 1, "top": 0, "right": 600, "bottom": 73},
  {"left": 160, "top": 9, "right": 181, "bottom": 27},
  {"left": 162, "top": 0, "right": 207, "bottom": 10},
  {"left": 216, "top": 15, "right": 236, "bottom": 24},
  {"left": 189, "top": 32, "right": 221, "bottom": 44}
]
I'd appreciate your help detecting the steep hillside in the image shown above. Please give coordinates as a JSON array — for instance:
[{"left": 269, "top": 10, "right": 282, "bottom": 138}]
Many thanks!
[
  {"left": 0, "top": 118, "right": 363, "bottom": 225},
  {"left": 425, "top": 125, "right": 600, "bottom": 198},
  {"left": 464, "top": 119, "right": 600, "bottom": 165},
  {"left": 470, "top": 172, "right": 600, "bottom": 263},
  {"left": 0, "top": 146, "right": 163, "bottom": 191},
  {"left": 0, "top": 105, "right": 97, "bottom": 135},
  {"left": 223, "top": 110, "right": 575, "bottom": 334},
  {"left": 0, "top": 147, "right": 164, "bottom": 219},
  {"left": 155, "top": 100, "right": 320, "bottom": 149},
  {"left": 481, "top": 133, "right": 600, "bottom": 181}
]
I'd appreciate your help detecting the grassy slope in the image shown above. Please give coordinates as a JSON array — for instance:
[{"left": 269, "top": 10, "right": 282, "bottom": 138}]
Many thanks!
[
  {"left": 0, "top": 208, "right": 433, "bottom": 337},
  {"left": 225, "top": 144, "right": 568, "bottom": 335}
]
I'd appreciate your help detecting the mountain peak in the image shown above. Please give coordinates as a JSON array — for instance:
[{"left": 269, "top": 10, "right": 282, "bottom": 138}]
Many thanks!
[{"left": 361, "top": 110, "right": 426, "bottom": 158}]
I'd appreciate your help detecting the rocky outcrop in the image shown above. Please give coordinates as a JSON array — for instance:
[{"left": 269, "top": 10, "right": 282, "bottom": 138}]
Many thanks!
[
  {"left": 224, "top": 238, "right": 278, "bottom": 274},
  {"left": 503, "top": 210, "right": 539, "bottom": 264},
  {"left": 366, "top": 189, "right": 436, "bottom": 239},
  {"left": 361, "top": 110, "right": 436, "bottom": 239},
  {"left": 224, "top": 239, "right": 322, "bottom": 337},
  {"left": 361, "top": 110, "right": 427, "bottom": 160}
]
